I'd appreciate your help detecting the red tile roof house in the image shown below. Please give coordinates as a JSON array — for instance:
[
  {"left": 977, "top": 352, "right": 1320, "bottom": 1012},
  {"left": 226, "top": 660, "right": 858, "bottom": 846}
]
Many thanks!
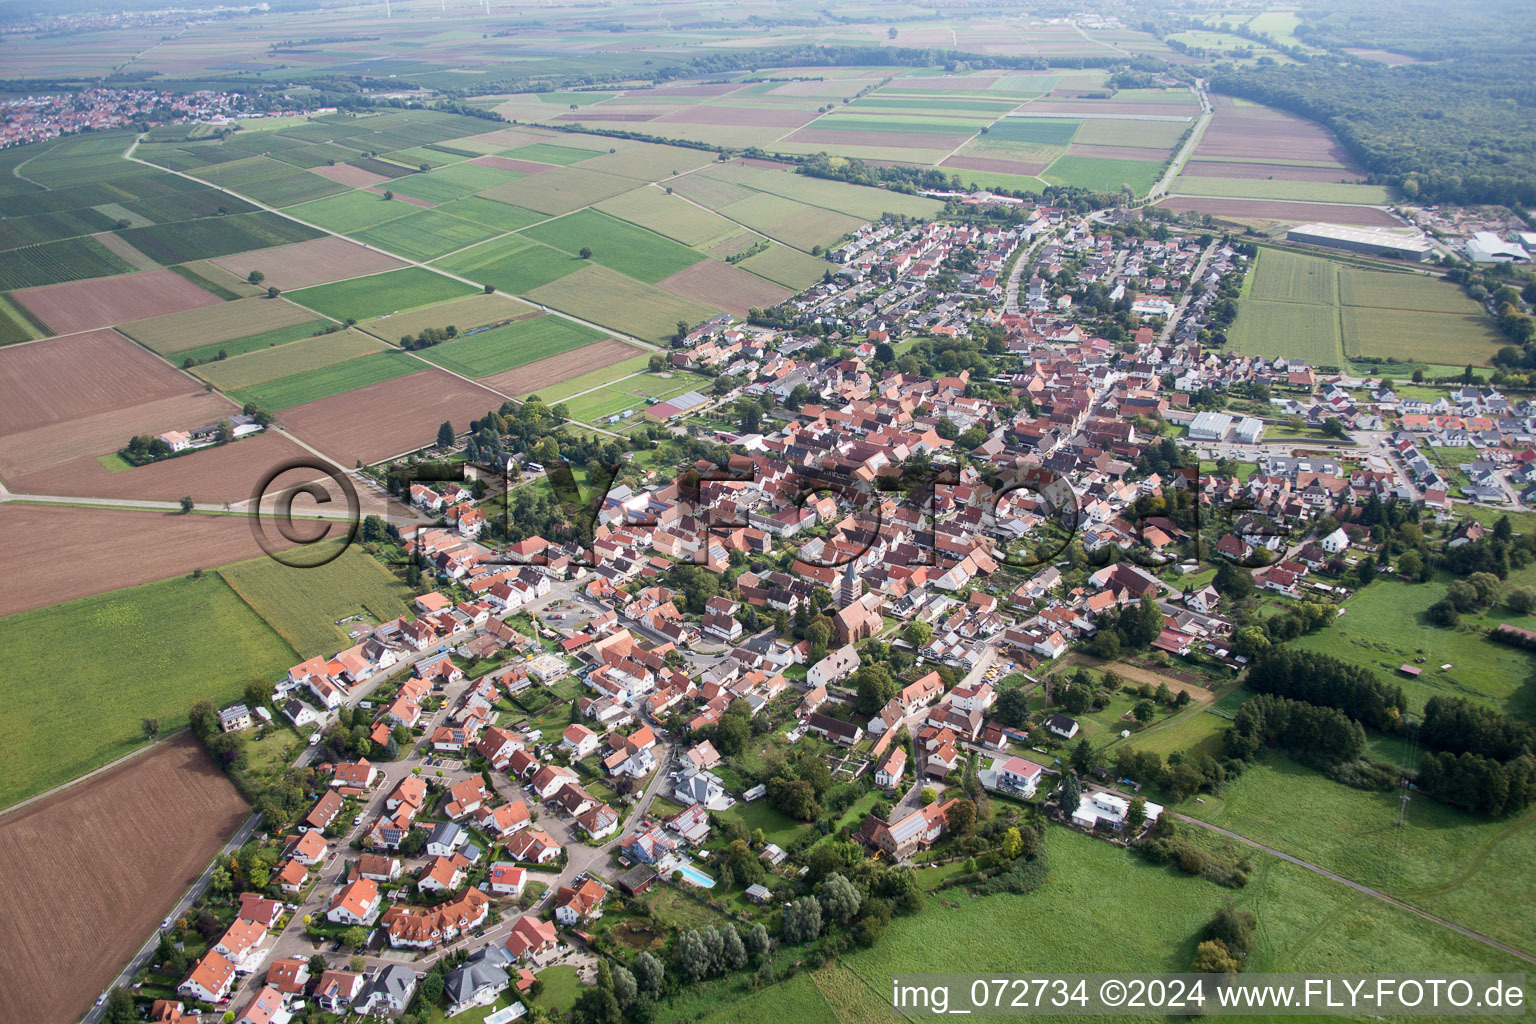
[
  {"left": 179, "top": 950, "right": 237, "bottom": 1003},
  {"left": 555, "top": 877, "right": 608, "bottom": 924},
  {"left": 505, "top": 914, "right": 559, "bottom": 961},
  {"left": 326, "top": 878, "right": 382, "bottom": 925}
]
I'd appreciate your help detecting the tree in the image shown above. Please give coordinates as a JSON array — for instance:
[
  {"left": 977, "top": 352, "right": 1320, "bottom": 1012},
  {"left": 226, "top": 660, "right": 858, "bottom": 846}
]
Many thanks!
[
  {"left": 343, "top": 925, "right": 368, "bottom": 949},
  {"left": 677, "top": 929, "right": 712, "bottom": 981},
  {"left": 1398, "top": 550, "right": 1423, "bottom": 579},
  {"left": 721, "top": 926, "right": 749, "bottom": 970},
  {"left": 247, "top": 270, "right": 264, "bottom": 285},
  {"left": 437, "top": 421, "right": 455, "bottom": 449},
  {"left": 612, "top": 965, "right": 638, "bottom": 1008},
  {"left": 946, "top": 798, "right": 977, "bottom": 835},
  {"left": 1070, "top": 738, "right": 1095, "bottom": 775},
  {"left": 1126, "top": 796, "right": 1148, "bottom": 832},
  {"left": 1133, "top": 699, "right": 1156, "bottom": 723},
  {"left": 745, "top": 921, "right": 771, "bottom": 960},
  {"left": 1506, "top": 587, "right": 1535, "bottom": 614},
  {"left": 419, "top": 970, "right": 445, "bottom": 1005},
  {"left": 104, "top": 987, "right": 136, "bottom": 1024},
  {"left": 180, "top": 495, "right": 195, "bottom": 514},
  {"left": 484, "top": 283, "right": 495, "bottom": 293},
  {"left": 633, "top": 951, "right": 664, "bottom": 997},
  {"left": 854, "top": 663, "right": 898, "bottom": 714},
  {"left": 142, "top": 717, "right": 161, "bottom": 740},
  {"left": 1001, "top": 827, "right": 1024, "bottom": 859},
  {"left": 783, "top": 896, "right": 823, "bottom": 943},
  {"left": 903, "top": 620, "right": 932, "bottom": 647},
  {"left": 308, "top": 953, "right": 328, "bottom": 979},
  {"left": 1059, "top": 774, "right": 1081, "bottom": 817},
  {"left": 382, "top": 190, "right": 393, "bottom": 200},
  {"left": 579, "top": 246, "right": 594, "bottom": 260},
  {"left": 1191, "top": 939, "right": 1241, "bottom": 974},
  {"left": 995, "top": 688, "right": 1031, "bottom": 728},
  {"left": 1214, "top": 559, "right": 1255, "bottom": 599}
]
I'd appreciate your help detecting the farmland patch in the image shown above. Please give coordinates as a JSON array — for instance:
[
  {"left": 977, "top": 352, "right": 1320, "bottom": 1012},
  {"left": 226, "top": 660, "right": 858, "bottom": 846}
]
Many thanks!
[
  {"left": 13, "top": 268, "right": 222, "bottom": 335},
  {"left": 286, "top": 266, "right": 475, "bottom": 321}
]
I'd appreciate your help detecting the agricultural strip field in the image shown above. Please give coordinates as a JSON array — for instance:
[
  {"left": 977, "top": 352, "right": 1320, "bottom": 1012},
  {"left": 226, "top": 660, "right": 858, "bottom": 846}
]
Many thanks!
[
  {"left": 286, "top": 189, "right": 418, "bottom": 233},
  {"left": 353, "top": 207, "right": 506, "bottom": 261},
  {"left": 561, "top": 373, "right": 704, "bottom": 424},
  {"left": 0, "top": 503, "right": 293, "bottom": 617},
  {"left": 477, "top": 166, "right": 640, "bottom": 216},
  {"left": 112, "top": 211, "right": 324, "bottom": 263},
  {"left": 1230, "top": 248, "right": 1504, "bottom": 366},
  {"left": 715, "top": 192, "right": 864, "bottom": 251},
  {"left": 521, "top": 351, "right": 652, "bottom": 402},
  {"left": 734, "top": 244, "right": 833, "bottom": 290},
  {"left": 0, "top": 736, "right": 249, "bottom": 1024},
  {"left": 656, "top": 259, "right": 793, "bottom": 318},
  {"left": 0, "top": 572, "right": 297, "bottom": 808},
  {"left": 524, "top": 264, "right": 719, "bottom": 344},
  {"left": 415, "top": 314, "right": 608, "bottom": 379},
  {"left": 218, "top": 543, "right": 412, "bottom": 657},
  {"left": 227, "top": 349, "right": 423, "bottom": 410},
  {"left": 209, "top": 235, "right": 407, "bottom": 291},
  {"left": 13, "top": 268, "right": 223, "bottom": 335},
  {"left": 520, "top": 209, "right": 705, "bottom": 283},
  {"left": 594, "top": 187, "right": 744, "bottom": 247},
  {"left": 431, "top": 196, "right": 549, "bottom": 233},
  {"left": 119, "top": 296, "right": 320, "bottom": 355},
  {"left": 0, "top": 236, "right": 136, "bottom": 290},
  {"left": 1154, "top": 196, "right": 1401, "bottom": 227},
  {"left": 286, "top": 267, "right": 476, "bottom": 321},
  {"left": 359, "top": 292, "right": 535, "bottom": 342},
  {"left": 276, "top": 368, "right": 503, "bottom": 465},
  {"left": 432, "top": 236, "right": 581, "bottom": 295},
  {"left": 1044, "top": 155, "right": 1163, "bottom": 194},
  {"left": 1170, "top": 175, "right": 1392, "bottom": 204},
  {"left": 174, "top": 320, "right": 334, "bottom": 366},
  {"left": 193, "top": 329, "right": 387, "bottom": 390}
]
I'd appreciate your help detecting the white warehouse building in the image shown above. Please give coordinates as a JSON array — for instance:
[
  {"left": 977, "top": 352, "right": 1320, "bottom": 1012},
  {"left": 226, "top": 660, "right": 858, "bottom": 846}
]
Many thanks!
[{"left": 1189, "top": 411, "right": 1263, "bottom": 444}]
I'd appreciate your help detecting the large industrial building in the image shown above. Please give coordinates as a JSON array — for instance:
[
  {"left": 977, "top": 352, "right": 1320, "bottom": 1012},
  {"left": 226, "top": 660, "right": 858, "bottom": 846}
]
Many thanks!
[
  {"left": 1189, "top": 411, "right": 1264, "bottom": 444},
  {"left": 1465, "top": 231, "right": 1530, "bottom": 263},
  {"left": 1285, "top": 222, "right": 1434, "bottom": 262}
]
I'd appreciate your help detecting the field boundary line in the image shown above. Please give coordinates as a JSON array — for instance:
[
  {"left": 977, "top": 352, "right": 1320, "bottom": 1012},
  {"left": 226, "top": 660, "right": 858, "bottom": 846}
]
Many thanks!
[{"left": 0, "top": 728, "right": 185, "bottom": 818}]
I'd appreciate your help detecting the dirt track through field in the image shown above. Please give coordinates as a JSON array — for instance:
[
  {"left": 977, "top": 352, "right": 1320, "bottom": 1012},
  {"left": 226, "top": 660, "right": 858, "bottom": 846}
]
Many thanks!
[{"left": 0, "top": 735, "right": 248, "bottom": 1024}]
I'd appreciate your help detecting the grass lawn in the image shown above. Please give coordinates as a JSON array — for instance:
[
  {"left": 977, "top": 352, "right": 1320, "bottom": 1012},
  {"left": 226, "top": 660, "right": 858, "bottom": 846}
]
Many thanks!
[
  {"left": 1176, "top": 753, "right": 1536, "bottom": 956},
  {"left": 0, "top": 573, "right": 297, "bottom": 808},
  {"left": 217, "top": 541, "right": 413, "bottom": 657},
  {"left": 1289, "top": 575, "right": 1536, "bottom": 717},
  {"left": 288, "top": 267, "right": 476, "bottom": 321},
  {"left": 532, "top": 964, "right": 584, "bottom": 1013},
  {"left": 416, "top": 314, "right": 608, "bottom": 378},
  {"left": 716, "top": 799, "right": 804, "bottom": 849}
]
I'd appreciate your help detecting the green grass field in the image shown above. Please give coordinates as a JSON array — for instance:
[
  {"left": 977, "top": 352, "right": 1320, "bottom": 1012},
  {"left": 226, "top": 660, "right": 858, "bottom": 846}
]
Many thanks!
[
  {"left": 432, "top": 235, "right": 582, "bottom": 294},
  {"left": 560, "top": 372, "right": 701, "bottom": 422},
  {"left": 228, "top": 350, "right": 423, "bottom": 410},
  {"left": 217, "top": 542, "right": 412, "bottom": 657},
  {"left": 520, "top": 209, "right": 705, "bottom": 283},
  {"left": 524, "top": 264, "right": 720, "bottom": 343},
  {"left": 432, "top": 196, "right": 549, "bottom": 233},
  {"left": 1176, "top": 754, "right": 1536, "bottom": 956},
  {"left": 742, "top": 170, "right": 944, "bottom": 221},
  {"left": 416, "top": 314, "right": 608, "bottom": 378},
  {"left": 288, "top": 267, "right": 477, "bottom": 321},
  {"left": 1290, "top": 574, "right": 1536, "bottom": 717},
  {"left": 0, "top": 573, "right": 297, "bottom": 808},
  {"left": 664, "top": 825, "right": 1531, "bottom": 1024},
  {"left": 716, "top": 192, "right": 865, "bottom": 250},
  {"left": 1044, "top": 155, "right": 1163, "bottom": 194},
  {"left": 478, "top": 166, "right": 638, "bottom": 216},
  {"left": 193, "top": 329, "right": 386, "bottom": 390},
  {"left": 505, "top": 143, "right": 602, "bottom": 166}
]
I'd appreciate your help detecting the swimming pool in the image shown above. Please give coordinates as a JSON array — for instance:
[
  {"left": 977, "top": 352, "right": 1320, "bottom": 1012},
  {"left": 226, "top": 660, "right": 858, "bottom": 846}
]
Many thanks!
[{"left": 670, "top": 859, "right": 716, "bottom": 889}]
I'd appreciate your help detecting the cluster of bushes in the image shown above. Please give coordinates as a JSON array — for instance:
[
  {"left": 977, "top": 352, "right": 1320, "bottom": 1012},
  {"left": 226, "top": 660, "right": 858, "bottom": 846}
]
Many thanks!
[
  {"left": 1137, "top": 818, "right": 1254, "bottom": 889},
  {"left": 1191, "top": 900, "right": 1258, "bottom": 973},
  {"left": 400, "top": 324, "right": 460, "bottom": 350},
  {"left": 725, "top": 240, "right": 770, "bottom": 264},
  {"left": 1225, "top": 693, "right": 1367, "bottom": 764}
]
